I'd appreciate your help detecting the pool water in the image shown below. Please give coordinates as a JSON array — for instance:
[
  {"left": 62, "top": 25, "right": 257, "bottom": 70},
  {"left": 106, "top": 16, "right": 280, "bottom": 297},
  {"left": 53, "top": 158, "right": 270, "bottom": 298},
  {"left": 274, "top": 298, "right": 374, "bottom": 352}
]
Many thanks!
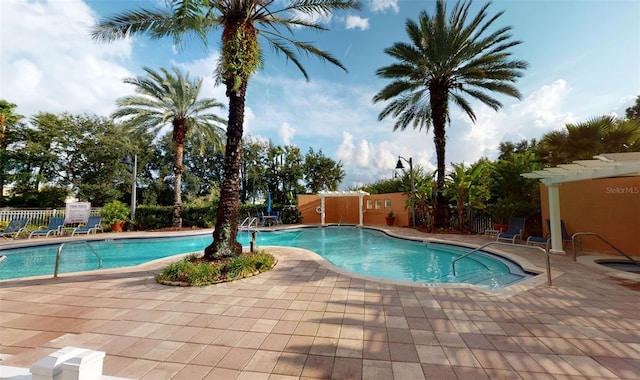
[{"left": 0, "top": 226, "right": 532, "bottom": 288}]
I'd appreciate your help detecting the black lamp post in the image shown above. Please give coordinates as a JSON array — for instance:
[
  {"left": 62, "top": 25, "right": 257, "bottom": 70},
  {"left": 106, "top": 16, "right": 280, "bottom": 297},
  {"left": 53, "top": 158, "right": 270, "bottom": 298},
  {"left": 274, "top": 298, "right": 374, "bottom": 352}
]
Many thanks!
[
  {"left": 395, "top": 156, "right": 415, "bottom": 227},
  {"left": 120, "top": 153, "right": 137, "bottom": 221}
]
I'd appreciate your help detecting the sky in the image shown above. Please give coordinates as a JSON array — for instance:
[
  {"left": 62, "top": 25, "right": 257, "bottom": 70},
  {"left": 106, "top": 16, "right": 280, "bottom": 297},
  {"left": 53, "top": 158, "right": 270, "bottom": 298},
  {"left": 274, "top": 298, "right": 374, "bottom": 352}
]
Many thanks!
[{"left": 1, "top": 0, "right": 639, "bottom": 190}]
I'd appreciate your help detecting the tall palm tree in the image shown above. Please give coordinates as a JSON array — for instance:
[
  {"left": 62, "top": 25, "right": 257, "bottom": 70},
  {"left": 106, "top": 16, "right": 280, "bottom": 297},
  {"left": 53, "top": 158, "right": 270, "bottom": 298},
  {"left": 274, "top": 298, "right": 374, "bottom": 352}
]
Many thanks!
[
  {"left": 111, "top": 66, "right": 227, "bottom": 227},
  {"left": 373, "top": 0, "right": 528, "bottom": 228},
  {"left": 93, "top": 0, "right": 359, "bottom": 258}
]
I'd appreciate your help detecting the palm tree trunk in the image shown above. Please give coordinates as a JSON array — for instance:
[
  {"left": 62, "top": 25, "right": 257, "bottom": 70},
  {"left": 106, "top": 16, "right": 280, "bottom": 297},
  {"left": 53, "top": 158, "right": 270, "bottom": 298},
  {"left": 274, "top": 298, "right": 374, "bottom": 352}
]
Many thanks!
[
  {"left": 430, "top": 85, "right": 449, "bottom": 228},
  {"left": 204, "top": 81, "right": 247, "bottom": 259},
  {"left": 173, "top": 142, "right": 184, "bottom": 227}
]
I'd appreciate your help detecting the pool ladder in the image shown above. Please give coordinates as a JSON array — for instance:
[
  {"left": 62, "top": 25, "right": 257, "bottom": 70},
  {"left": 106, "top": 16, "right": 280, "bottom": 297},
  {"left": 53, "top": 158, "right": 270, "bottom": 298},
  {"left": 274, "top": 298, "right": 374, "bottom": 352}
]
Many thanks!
[
  {"left": 451, "top": 241, "right": 552, "bottom": 287},
  {"left": 240, "top": 216, "right": 259, "bottom": 230},
  {"left": 54, "top": 241, "right": 102, "bottom": 278}
]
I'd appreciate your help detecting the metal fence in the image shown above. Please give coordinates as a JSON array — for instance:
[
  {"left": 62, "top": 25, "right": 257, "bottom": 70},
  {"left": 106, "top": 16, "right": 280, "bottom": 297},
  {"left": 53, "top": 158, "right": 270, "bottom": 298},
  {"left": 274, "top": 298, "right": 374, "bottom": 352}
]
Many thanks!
[{"left": 0, "top": 209, "right": 101, "bottom": 227}]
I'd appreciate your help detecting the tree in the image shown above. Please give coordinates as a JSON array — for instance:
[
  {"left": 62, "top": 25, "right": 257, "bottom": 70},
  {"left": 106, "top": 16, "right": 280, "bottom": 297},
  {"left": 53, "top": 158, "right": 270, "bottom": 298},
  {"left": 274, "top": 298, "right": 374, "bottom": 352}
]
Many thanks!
[
  {"left": 487, "top": 150, "right": 542, "bottom": 232},
  {"left": 537, "top": 115, "right": 640, "bottom": 166},
  {"left": 60, "top": 114, "right": 142, "bottom": 206},
  {"left": 10, "top": 113, "right": 65, "bottom": 193},
  {"left": 93, "top": 0, "right": 360, "bottom": 258},
  {"left": 373, "top": 0, "right": 528, "bottom": 228},
  {"left": 240, "top": 137, "right": 268, "bottom": 204},
  {"left": 498, "top": 139, "right": 537, "bottom": 161},
  {"left": 445, "top": 161, "right": 489, "bottom": 231},
  {"left": 111, "top": 66, "right": 226, "bottom": 227},
  {"left": 626, "top": 95, "right": 640, "bottom": 120},
  {"left": 303, "top": 148, "right": 345, "bottom": 193},
  {"left": 0, "top": 100, "right": 23, "bottom": 205}
]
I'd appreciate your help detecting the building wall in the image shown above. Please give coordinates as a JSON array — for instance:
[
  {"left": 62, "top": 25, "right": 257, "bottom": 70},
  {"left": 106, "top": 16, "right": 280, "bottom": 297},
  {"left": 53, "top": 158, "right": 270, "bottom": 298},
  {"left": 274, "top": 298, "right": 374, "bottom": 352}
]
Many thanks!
[
  {"left": 297, "top": 192, "right": 409, "bottom": 226},
  {"left": 540, "top": 176, "right": 640, "bottom": 256}
]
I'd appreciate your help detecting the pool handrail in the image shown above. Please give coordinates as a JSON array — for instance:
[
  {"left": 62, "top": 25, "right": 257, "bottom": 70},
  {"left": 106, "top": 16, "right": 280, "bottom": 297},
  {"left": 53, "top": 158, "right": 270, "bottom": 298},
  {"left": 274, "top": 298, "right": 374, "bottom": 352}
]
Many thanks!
[
  {"left": 571, "top": 232, "right": 639, "bottom": 264},
  {"left": 452, "top": 241, "right": 552, "bottom": 287},
  {"left": 54, "top": 242, "right": 102, "bottom": 278}
]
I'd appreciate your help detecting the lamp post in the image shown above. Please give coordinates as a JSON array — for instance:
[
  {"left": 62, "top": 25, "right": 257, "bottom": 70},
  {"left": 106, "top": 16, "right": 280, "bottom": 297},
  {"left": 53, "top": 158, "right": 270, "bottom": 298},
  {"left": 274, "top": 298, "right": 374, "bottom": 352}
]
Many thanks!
[
  {"left": 120, "top": 153, "right": 137, "bottom": 221},
  {"left": 395, "top": 156, "right": 415, "bottom": 227}
]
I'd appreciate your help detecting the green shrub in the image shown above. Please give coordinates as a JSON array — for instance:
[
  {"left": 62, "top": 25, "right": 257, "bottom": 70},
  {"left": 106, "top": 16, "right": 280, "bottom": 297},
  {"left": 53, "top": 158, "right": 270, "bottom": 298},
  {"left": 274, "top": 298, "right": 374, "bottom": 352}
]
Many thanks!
[
  {"left": 136, "top": 205, "right": 173, "bottom": 229},
  {"left": 282, "top": 206, "right": 301, "bottom": 224},
  {"left": 156, "top": 251, "right": 275, "bottom": 286},
  {"left": 183, "top": 205, "right": 215, "bottom": 228},
  {"left": 247, "top": 252, "right": 275, "bottom": 270},
  {"left": 226, "top": 256, "right": 255, "bottom": 280},
  {"left": 101, "top": 200, "right": 130, "bottom": 224}
]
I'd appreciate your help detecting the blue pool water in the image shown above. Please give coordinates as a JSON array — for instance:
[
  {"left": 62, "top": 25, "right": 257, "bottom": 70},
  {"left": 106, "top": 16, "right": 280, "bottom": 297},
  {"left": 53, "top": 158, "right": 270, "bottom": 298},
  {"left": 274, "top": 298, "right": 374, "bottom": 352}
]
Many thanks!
[{"left": 0, "top": 226, "right": 532, "bottom": 288}]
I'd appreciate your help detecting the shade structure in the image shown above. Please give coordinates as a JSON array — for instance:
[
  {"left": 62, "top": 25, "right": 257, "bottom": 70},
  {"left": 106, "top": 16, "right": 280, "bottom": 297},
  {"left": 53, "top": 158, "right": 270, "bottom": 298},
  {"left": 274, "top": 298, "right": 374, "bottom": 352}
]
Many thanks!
[
  {"left": 317, "top": 190, "right": 370, "bottom": 226},
  {"left": 521, "top": 152, "right": 640, "bottom": 254}
]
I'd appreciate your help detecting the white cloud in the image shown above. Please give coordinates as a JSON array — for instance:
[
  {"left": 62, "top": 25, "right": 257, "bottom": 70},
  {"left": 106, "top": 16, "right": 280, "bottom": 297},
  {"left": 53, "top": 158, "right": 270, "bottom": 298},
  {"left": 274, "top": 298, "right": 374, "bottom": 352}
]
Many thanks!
[
  {"left": 345, "top": 15, "right": 370, "bottom": 30},
  {"left": 1, "top": 0, "right": 134, "bottom": 118},
  {"left": 370, "top": 0, "right": 399, "bottom": 14},
  {"left": 278, "top": 122, "right": 296, "bottom": 145},
  {"left": 290, "top": 9, "right": 333, "bottom": 28},
  {"left": 444, "top": 79, "right": 576, "bottom": 165}
]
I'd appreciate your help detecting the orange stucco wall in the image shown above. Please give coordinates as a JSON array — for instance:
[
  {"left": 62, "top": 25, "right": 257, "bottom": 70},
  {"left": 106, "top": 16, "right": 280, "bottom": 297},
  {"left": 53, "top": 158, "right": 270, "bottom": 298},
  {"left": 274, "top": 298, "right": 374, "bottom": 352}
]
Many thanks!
[
  {"left": 297, "top": 192, "right": 410, "bottom": 226},
  {"left": 540, "top": 177, "right": 640, "bottom": 256}
]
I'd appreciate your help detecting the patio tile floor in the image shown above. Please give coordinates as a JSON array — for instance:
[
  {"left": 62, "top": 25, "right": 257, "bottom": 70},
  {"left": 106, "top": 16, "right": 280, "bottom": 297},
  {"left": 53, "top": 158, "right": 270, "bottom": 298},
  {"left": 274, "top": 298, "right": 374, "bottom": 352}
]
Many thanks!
[{"left": 1, "top": 228, "right": 639, "bottom": 379}]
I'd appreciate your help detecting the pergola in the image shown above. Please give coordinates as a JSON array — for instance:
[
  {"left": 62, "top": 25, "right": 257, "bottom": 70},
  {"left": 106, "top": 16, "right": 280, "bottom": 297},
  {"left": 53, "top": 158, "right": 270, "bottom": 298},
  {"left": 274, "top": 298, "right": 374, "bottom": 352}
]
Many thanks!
[
  {"left": 521, "top": 152, "right": 640, "bottom": 254},
  {"left": 317, "top": 190, "right": 370, "bottom": 226}
]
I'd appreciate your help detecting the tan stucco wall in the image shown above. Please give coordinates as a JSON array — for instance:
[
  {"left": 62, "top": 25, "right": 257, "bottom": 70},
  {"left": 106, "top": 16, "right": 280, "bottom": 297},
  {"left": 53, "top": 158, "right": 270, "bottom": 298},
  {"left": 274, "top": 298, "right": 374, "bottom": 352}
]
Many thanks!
[
  {"left": 297, "top": 192, "right": 409, "bottom": 226},
  {"left": 540, "top": 177, "right": 640, "bottom": 256}
]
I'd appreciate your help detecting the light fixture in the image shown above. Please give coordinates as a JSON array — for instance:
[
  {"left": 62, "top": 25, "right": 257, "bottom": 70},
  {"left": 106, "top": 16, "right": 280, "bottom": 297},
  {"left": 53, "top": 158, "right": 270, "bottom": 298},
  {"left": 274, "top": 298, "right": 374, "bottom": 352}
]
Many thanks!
[{"left": 396, "top": 156, "right": 415, "bottom": 227}]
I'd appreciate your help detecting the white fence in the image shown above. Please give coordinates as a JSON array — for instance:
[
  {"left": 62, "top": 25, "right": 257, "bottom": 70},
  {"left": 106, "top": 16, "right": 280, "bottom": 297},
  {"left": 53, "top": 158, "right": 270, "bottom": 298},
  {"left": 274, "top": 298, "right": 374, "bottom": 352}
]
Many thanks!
[{"left": 0, "top": 209, "right": 101, "bottom": 226}]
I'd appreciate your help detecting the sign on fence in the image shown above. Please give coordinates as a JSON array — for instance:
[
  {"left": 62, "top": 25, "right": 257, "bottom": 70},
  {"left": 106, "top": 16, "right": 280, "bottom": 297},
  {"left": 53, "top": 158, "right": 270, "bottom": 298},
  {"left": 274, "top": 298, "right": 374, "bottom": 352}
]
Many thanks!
[{"left": 64, "top": 202, "right": 91, "bottom": 224}]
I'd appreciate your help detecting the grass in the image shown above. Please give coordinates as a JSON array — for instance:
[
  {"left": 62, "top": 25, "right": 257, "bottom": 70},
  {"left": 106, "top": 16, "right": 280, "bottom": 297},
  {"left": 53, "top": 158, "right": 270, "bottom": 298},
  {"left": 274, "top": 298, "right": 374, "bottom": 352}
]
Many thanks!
[{"left": 156, "top": 251, "right": 276, "bottom": 286}]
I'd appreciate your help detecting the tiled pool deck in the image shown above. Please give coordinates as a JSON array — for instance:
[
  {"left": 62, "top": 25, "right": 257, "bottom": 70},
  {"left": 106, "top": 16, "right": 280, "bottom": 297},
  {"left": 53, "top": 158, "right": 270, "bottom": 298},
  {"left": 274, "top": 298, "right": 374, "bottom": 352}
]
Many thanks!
[{"left": 1, "top": 227, "right": 639, "bottom": 379}]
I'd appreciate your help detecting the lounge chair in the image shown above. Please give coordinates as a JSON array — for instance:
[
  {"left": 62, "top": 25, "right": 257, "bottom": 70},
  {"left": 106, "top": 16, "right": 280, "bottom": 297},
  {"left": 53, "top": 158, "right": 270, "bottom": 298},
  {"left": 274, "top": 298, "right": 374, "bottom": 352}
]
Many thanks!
[
  {"left": 71, "top": 216, "right": 104, "bottom": 236},
  {"left": 0, "top": 218, "right": 30, "bottom": 240},
  {"left": 496, "top": 217, "right": 526, "bottom": 244},
  {"left": 527, "top": 219, "right": 571, "bottom": 248},
  {"left": 29, "top": 217, "right": 65, "bottom": 239}
]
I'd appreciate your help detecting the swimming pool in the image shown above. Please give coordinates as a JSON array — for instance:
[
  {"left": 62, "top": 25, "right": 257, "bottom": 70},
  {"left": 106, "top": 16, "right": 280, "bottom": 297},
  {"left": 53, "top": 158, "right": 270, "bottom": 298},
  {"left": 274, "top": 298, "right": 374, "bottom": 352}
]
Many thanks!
[{"left": 0, "top": 226, "right": 533, "bottom": 288}]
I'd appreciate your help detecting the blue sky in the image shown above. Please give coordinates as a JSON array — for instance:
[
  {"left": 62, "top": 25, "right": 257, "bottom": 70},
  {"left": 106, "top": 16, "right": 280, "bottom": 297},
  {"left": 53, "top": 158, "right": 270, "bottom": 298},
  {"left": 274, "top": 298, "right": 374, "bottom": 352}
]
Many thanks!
[{"left": 1, "top": 0, "right": 638, "bottom": 189}]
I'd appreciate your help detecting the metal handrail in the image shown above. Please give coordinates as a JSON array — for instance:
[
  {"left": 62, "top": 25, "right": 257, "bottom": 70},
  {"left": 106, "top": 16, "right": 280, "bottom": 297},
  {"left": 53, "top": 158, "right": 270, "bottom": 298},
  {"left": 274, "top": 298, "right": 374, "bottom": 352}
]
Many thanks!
[
  {"left": 427, "top": 242, "right": 491, "bottom": 273},
  {"left": 571, "top": 232, "right": 639, "bottom": 264},
  {"left": 452, "top": 241, "right": 552, "bottom": 287},
  {"left": 54, "top": 241, "right": 102, "bottom": 278},
  {"left": 239, "top": 217, "right": 259, "bottom": 230}
]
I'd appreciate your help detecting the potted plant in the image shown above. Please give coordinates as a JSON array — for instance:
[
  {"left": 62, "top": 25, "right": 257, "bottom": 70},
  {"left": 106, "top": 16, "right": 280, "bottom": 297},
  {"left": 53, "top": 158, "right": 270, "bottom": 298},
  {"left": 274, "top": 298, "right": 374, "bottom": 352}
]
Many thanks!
[
  {"left": 101, "top": 200, "right": 130, "bottom": 232},
  {"left": 385, "top": 210, "right": 395, "bottom": 226}
]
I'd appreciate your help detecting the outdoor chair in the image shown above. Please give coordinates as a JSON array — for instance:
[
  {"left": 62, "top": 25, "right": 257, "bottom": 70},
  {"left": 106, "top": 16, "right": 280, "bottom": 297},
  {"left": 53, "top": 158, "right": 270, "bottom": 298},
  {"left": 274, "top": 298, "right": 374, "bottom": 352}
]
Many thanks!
[
  {"left": 274, "top": 210, "right": 283, "bottom": 225},
  {"left": 29, "top": 217, "right": 65, "bottom": 239},
  {"left": 527, "top": 219, "right": 572, "bottom": 248},
  {"left": 71, "top": 216, "right": 104, "bottom": 236},
  {"left": 496, "top": 217, "right": 526, "bottom": 244},
  {"left": 0, "top": 218, "right": 30, "bottom": 240}
]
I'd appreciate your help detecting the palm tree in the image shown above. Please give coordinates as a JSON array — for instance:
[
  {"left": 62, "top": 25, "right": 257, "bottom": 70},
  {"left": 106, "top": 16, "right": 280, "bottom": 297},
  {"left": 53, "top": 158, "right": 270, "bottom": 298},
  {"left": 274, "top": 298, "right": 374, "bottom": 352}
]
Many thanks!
[
  {"left": 93, "top": 0, "right": 359, "bottom": 258},
  {"left": 538, "top": 115, "right": 640, "bottom": 166},
  {"left": 111, "top": 66, "right": 227, "bottom": 227},
  {"left": 373, "top": 0, "right": 528, "bottom": 228},
  {"left": 445, "top": 161, "right": 488, "bottom": 231}
]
